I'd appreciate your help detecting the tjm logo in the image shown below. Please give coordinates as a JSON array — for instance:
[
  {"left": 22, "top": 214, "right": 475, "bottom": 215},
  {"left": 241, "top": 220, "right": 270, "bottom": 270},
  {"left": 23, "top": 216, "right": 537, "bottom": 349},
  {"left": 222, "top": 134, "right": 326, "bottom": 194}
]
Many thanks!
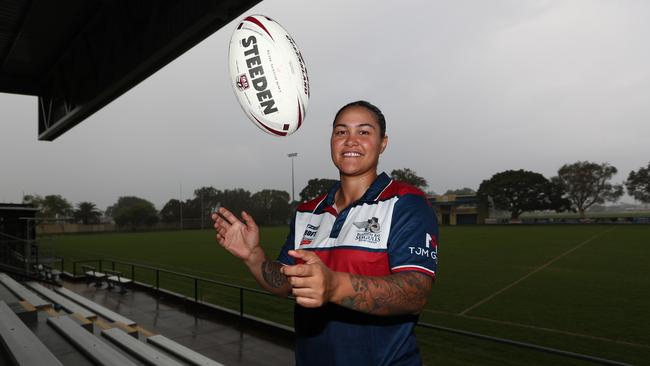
[{"left": 408, "top": 233, "right": 437, "bottom": 260}]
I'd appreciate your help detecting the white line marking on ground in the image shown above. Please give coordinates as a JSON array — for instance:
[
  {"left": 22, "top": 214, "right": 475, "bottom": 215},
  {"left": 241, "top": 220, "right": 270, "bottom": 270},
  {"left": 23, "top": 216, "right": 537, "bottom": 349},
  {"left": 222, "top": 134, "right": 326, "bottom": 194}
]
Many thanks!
[
  {"left": 422, "top": 308, "right": 650, "bottom": 349},
  {"left": 459, "top": 227, "right": 617, "bottom": 316},
  {"left": 462, "top": 313, "right": 650, "bottom": 349}
]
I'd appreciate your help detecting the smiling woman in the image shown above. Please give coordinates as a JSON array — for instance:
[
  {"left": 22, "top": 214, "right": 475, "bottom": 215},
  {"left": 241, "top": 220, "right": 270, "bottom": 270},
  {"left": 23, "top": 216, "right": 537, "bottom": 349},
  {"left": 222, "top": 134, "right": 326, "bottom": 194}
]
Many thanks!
[{"left": 212, "top": 100, "right": 440, "bottom": 365}]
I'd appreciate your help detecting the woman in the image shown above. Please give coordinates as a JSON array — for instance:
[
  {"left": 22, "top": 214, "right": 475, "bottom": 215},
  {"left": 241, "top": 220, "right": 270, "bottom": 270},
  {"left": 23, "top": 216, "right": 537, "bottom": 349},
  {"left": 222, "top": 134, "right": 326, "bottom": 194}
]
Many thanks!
[{"left": 213, "top": 100, "right": 438, "bottom": 365}]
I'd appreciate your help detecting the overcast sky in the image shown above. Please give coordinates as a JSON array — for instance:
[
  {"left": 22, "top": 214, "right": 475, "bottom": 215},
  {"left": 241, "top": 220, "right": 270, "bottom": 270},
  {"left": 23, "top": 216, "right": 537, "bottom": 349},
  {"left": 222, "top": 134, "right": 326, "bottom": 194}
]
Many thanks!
[{"left": 1, "top": 0, "right": 649, "bottom": 210}]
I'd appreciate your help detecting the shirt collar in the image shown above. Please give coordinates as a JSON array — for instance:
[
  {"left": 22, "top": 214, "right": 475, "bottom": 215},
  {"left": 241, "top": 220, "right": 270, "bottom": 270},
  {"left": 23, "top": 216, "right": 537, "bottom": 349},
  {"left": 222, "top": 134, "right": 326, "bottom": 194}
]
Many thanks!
[{"left": 322, "top": 172, "right": 392, "bottom": 208}]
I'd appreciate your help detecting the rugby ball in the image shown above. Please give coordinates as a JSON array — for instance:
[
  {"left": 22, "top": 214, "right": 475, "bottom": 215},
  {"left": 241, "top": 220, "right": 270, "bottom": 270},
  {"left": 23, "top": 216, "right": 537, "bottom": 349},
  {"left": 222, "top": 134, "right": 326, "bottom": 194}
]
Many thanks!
[{"left": 228, "top": 15, "right": 310, "bottom": 136}]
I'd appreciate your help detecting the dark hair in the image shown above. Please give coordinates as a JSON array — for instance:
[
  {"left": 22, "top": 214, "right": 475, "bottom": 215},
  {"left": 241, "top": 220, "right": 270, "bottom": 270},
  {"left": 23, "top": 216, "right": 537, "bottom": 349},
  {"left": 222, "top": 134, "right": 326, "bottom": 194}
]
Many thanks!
[{"left": 333, "top": 100, "right": 386, "bottom": 137}]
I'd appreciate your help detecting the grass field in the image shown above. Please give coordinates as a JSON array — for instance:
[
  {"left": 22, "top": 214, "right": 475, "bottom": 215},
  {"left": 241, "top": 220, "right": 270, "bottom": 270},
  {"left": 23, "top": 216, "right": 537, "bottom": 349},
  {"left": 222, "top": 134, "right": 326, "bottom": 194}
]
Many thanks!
[{"left": 44, "top": 225, "right": 650, "bottom": 366}]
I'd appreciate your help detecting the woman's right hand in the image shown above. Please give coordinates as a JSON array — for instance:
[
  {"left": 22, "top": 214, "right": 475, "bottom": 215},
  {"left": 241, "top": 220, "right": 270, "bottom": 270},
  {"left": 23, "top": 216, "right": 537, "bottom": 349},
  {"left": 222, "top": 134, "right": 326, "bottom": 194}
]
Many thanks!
[{"left": 212, "top": 208, "right": 262, "bottom": 264}]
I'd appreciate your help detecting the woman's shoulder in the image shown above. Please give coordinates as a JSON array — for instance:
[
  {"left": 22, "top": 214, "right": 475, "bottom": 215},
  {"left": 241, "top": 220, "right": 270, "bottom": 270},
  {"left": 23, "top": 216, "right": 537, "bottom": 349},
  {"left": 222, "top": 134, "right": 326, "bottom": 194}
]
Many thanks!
[{"left": 378, "top": 180, "right": 427, "bottom": 201}]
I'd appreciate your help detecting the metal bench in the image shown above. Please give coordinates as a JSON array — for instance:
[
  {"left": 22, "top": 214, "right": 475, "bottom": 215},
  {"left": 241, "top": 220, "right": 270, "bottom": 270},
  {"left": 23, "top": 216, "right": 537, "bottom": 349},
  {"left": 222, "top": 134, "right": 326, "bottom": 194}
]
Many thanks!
[
  {"left": 101, "top": 328, "right": 184, "bottom": 366},
  {"left": 54, "top": 286, "right": 136, "bottom": 326},
  {"left": 0, "top": 301, "right": 63, "bottom": 366},
  {"left": 0, "top": 273, "right": 51, "bottom": 308},
  {"left": 105, "top": 270, "right": 133, "bottom": 293},
  {"left": 147, "top": 334, "right": 223, "bottom": 366},
  {"left": 81, "top": 265, "right": 107, "bottom": 287},
  {"left": 25, "top": 282, "right": 96, "bottom": 320},
  {"left": 48, "top": 315, "right": 138, "bottom": 366}
]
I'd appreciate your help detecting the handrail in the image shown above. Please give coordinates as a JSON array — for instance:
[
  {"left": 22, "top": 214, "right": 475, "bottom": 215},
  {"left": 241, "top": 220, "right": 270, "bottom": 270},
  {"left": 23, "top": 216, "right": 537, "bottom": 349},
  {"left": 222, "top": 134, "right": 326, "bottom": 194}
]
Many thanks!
[
  {"left": 68, "top": 258, "right": 631, "bottom": 366},
  {"left": 72, "top": 258, "right": 272, "bottom": 296},
  {"left": 0, "top": 231, "right": 35, "bottom": 243}
]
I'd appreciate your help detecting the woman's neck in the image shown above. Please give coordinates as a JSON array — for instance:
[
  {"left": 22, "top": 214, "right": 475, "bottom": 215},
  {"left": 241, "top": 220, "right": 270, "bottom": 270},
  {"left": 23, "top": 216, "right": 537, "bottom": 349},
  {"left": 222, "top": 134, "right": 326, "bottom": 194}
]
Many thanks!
[{"left": 335, "top": 170, "right": 378, "bottom": 211}]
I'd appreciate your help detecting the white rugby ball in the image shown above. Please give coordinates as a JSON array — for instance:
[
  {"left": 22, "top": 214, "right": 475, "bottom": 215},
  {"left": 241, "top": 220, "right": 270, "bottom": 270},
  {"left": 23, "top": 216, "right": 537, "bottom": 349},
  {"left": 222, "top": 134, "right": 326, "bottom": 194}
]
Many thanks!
[{"left": 228, "top": 15, "right": 310, "bottom": 136}]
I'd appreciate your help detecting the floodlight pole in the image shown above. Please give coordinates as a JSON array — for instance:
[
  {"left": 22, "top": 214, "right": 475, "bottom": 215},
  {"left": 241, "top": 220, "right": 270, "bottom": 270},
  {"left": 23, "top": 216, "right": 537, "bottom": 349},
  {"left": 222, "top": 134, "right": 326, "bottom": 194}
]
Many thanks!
[
  {"left": 288, "top": 153, "right": 298, "bottom": 202},
  {"left": 179, "top": 183, "right": 183, "bottom": 230}
]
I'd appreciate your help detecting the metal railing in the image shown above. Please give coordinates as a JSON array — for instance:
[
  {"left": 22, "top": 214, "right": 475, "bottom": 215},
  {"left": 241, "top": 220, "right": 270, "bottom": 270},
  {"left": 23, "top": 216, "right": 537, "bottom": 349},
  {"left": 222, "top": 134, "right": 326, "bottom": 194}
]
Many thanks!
[
  {"left": 68, "top": 258, "right": 631, "bottom": 366},
  {"left": 71, "top": 259, "right": 292, "bottom": 325}
]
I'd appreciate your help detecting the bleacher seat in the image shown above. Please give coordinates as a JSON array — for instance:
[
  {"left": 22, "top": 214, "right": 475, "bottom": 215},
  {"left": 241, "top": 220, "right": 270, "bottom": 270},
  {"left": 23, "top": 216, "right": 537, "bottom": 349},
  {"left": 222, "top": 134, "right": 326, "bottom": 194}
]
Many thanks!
[
  {"left": 54, "top": 286, "right": 136, "bottom": 326},
  {"left": 102, "top": 328, "right": 184, "bottom": 366},
  {"left": 148, "top": 334, "right": 224, "bottom": 366},
  {"left": 0, "top": 273, "right": 51, "bottom": 308},
  {"left": 0, "top": 301, "right": 63, "bottom": 366},
  {"left": 48, "top": 315, "right": 138, "bottom": 366},
  {"left": 25, "top": 281, "right": 96, "bottom": 320}
]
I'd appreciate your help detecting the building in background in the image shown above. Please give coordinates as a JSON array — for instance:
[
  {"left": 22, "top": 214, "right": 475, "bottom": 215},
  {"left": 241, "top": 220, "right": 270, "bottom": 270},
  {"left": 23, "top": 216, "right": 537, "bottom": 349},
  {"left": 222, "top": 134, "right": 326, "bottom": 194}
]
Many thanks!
[{"left": 428, "top": 194, "right": 487, "bottom": 225}]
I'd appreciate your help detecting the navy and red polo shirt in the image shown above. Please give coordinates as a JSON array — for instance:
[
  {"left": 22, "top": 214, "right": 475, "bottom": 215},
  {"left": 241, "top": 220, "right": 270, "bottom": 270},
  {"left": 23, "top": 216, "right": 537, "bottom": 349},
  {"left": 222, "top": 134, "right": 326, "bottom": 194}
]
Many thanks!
[{"left": 277, "top": 172, "right": 439, "bottom": 366}]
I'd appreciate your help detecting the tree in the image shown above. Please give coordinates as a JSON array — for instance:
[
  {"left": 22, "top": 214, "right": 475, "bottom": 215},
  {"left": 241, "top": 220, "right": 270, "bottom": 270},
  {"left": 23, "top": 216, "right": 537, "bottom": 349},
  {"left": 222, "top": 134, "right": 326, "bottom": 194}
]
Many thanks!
[
  {"left": 217, "top": 189, "right": 253, "bottom": 219},
  {"left": 250, "top": 189, "right": 291, "bottom": 225},
  {"left": 191, "top": 186, "right": 222, "bottom": 226},
  {"left": 74, "top": 202, "right": 101, "bottom": 225},
  {"left": 42, "top": 195, "right": 74, "bottom": 218},
  {"left": 554, "top": 161, "right": 624, "bottom": 218},
  {"left": 23, "top": 194, "right": 44, "bottom": 209},
  {"left": 390, "top": 168, "right": 428, "bottom": 190},
  {"left": 160, "top": 199, "right": 182, "bottom": 223},
  {"left": 24, "top": 194, "right": 73, "bottom": 219},
  {"left": 477, "top": 169, "right": 568, "bottom": 220},
  {"left": 107, "top": 196, "right": 158, "bottom": 228},
  {"left": 625, "top": 162, "right": 650, "bottom": 203},
  {"left": 299, "top": 178, "right": 338, "bottom": 202},
  {"left": 443, "top": 187, "right": 476, "bottom": 195}
]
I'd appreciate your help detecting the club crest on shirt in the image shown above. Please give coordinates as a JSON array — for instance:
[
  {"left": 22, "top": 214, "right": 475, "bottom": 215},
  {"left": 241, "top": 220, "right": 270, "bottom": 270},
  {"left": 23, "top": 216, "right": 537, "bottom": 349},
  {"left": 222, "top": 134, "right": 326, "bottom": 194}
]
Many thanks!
[
  {"left": 353, "top": 217, "right": 381, "bottom": 244},
  {"left": 300, "top": 224, "right": 319, "bottom": 245}
]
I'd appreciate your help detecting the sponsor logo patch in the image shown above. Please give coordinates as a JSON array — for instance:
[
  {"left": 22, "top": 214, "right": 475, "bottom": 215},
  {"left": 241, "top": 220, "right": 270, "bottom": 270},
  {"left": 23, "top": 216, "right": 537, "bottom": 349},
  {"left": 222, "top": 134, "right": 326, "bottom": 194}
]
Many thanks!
[
  {"left": 408, "top": 233, "right": 438, "bottom": 260},
  {"left": 300, "top": 224, "right": 319, "bottom": 246},
  {"left": 353, "top": 217, "right": 381, "bottom": 244}
]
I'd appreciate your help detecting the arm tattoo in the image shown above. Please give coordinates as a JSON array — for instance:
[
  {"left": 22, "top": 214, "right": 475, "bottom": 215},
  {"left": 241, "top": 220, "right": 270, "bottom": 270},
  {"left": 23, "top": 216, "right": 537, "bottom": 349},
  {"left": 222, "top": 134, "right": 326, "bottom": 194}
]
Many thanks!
[
  {"left": 340, "top": 272, "right": 432, "bottom": 315},
  {"left": 261, "top": 261, "right": 288, "bottom": 288}
]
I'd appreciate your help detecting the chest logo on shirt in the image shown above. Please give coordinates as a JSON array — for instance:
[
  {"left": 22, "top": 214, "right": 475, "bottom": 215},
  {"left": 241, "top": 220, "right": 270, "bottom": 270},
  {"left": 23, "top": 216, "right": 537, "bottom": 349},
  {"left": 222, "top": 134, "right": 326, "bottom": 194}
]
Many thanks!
[
  {"left": 353, "top": 217, "right": 381, "bottom": 243},
  {"left": 300, "top": 224, "right": 319, "bottom": 245}
]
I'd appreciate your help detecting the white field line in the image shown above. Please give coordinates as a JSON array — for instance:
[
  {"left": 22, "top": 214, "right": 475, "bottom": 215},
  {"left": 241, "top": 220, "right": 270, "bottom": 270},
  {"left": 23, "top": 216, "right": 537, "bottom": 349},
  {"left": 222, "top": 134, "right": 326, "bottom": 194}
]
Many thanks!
[
  {"left": 459, "top": 227, "right": 617, "bottom": 316},
  {"left": 421, "top": 307, "right": 650, "bottom": 349},
  {"left": 462, "top": 313, "right": 650, "bottom": 349}
]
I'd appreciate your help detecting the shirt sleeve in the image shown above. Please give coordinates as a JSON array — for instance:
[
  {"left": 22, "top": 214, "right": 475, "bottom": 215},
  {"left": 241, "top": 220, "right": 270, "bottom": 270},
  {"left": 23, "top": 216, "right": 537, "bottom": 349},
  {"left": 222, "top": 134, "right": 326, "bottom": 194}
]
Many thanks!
[
  {"left": 276, "top": 212, "right": 297, "bottom": 265},
  {"left": 387, "top": 194, "right": 439, "bottom": 278}
]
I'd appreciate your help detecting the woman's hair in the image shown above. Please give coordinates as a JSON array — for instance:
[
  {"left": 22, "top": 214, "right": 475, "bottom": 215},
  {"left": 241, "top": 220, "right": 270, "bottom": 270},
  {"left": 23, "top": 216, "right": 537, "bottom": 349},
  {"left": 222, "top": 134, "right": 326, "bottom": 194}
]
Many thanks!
[{"left": 333, "top": 100, "right": 386, "bottom": 137}]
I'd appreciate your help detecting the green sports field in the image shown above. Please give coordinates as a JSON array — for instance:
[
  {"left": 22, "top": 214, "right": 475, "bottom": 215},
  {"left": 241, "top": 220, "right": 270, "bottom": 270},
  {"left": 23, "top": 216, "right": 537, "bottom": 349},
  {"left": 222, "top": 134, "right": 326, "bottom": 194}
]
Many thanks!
[{"left": 45, "top": 225, "right": 650, "bottom": 366}]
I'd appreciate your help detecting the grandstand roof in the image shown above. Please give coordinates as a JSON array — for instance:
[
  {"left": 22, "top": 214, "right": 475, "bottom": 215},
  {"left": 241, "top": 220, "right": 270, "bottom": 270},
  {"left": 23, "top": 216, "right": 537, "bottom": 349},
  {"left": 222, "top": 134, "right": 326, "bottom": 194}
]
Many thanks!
[{"left": 0, "top": 0, "right": 260, "bottom": 140}]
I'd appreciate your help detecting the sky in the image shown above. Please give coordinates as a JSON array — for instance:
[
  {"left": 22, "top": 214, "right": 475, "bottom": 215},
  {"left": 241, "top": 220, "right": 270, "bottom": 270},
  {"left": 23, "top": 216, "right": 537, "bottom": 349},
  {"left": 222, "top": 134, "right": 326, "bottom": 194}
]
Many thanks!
[{"left": 1, "top": 0, "right": 649, "bottom": 210}]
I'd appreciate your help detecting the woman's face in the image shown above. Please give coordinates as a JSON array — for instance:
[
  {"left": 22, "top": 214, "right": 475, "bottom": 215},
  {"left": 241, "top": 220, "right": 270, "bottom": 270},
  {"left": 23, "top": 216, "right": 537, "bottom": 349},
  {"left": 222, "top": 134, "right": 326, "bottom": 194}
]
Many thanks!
[{"left": 330, "top": 106, "right": 387, "bottom": 178}]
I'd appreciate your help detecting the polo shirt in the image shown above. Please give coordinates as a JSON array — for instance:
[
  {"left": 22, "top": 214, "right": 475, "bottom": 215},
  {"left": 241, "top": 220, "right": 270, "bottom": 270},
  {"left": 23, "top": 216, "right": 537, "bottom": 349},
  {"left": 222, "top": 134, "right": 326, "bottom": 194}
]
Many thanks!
[{"left": 277, "top": 172, "right": 439, "bottom": 366}]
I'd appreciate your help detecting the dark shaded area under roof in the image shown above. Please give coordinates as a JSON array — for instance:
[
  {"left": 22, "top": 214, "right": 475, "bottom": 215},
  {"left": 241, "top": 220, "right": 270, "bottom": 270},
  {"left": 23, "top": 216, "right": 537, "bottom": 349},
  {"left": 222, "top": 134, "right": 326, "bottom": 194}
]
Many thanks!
[{"left": 0, "top": 0, "right": 260, "bottom": 141}]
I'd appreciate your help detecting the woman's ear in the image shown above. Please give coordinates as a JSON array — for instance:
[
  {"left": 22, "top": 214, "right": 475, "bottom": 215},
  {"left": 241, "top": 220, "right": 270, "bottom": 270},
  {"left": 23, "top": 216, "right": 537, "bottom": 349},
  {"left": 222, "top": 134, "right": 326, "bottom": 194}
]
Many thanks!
[{"left": 380, "top": 135, "right": 388, "bottom": 154}]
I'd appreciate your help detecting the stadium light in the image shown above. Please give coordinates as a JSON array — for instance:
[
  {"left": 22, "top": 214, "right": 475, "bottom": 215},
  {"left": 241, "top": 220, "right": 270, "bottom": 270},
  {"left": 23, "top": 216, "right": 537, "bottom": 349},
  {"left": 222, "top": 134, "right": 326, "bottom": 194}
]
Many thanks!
[{"left": 288, "top": 153, "right": 298, "bottom": 202}]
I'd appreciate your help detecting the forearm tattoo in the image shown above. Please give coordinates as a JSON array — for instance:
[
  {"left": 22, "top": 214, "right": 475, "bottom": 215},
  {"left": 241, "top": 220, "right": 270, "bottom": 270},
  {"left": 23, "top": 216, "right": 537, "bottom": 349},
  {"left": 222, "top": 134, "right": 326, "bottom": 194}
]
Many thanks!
[
  {"left": 261, "top": 261, "right": 288, "bottom": 288},
  {"left": 340, "top": 272, "right": 431, "bottom": 315}
]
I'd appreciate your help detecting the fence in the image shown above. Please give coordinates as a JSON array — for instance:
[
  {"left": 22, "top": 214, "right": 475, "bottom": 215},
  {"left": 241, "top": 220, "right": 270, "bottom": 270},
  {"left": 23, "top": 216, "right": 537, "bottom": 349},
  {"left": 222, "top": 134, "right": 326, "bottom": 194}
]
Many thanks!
[
  {"left": 69, "top": 258, "right": 294, "bottom": 326},
  {"left": 37, "top": 219, "right": 213, "bottom": 235}
]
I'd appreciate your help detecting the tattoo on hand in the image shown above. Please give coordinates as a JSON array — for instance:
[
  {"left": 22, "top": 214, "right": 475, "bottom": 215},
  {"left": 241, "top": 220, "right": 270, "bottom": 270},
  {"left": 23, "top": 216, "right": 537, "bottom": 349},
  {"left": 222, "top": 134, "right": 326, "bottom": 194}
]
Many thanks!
[
  {"left": 262, "top": 261, "right": 288, "bottom": 288},
  {"left": 340, "top": 272, "right": 431, "bottom": 315}
]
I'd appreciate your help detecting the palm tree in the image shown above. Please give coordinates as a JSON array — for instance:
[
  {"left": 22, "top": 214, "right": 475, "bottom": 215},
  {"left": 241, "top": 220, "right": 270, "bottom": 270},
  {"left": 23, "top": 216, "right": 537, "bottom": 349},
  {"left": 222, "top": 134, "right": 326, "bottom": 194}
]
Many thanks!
[{"left": 74, "top": 202, "right": 102, "bottom": 225}]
